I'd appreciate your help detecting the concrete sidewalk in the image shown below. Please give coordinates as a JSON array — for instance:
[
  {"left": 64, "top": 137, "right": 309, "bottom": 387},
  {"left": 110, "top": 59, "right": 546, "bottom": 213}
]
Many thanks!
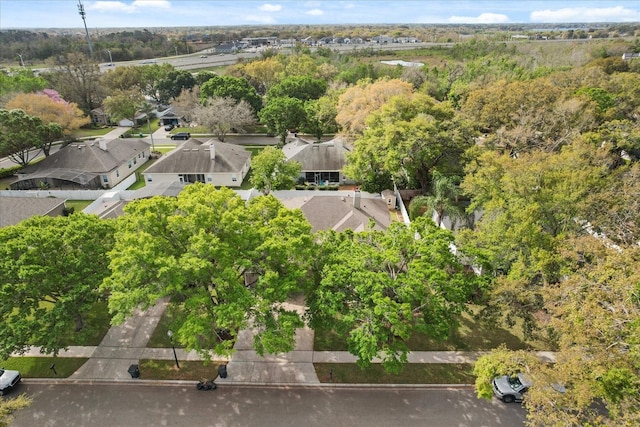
[{"left": 13, "top": 293, "right": 555, "bottom": 384}]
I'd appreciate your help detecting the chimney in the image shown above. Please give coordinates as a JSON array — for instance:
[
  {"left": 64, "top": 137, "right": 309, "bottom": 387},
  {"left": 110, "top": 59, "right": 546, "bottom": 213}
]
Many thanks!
[
  {"left": 353, "top": 188, "right": 361, "bottom": 209},
  {"left": 209, "top": 143, "right": 216, "bottom": 160},
  {"left": 98, "top": 138, "right": 108, "bottom": 151}
]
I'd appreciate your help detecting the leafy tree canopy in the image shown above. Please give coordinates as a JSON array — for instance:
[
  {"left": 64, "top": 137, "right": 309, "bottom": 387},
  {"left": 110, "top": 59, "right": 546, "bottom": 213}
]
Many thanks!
[
  {"left": 102, "top": 184, "right": 315, "bottom": 358},
  {"left": 308, "top": 217, "right": 479, "bottom": 373},
  {"left": 258, "top": 96, "right": 306, "bottom": 144},
  {"left": 0, "top": 214, "right": 115, "bottom": 359},
  {"left": 200, "top": 74, "right": 262, "bottom": 115},
  {"left": 0, "top": 108, "right": 63, "bottom": 166},
  {"left": 249, "top": 146, "right": 301, "bottom": 195}
]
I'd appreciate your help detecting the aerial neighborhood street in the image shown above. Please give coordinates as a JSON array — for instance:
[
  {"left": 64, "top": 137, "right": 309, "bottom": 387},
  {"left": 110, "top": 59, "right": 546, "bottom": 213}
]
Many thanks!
[{"left": 1, "top": 0, "right": 639, "bottom": 426}]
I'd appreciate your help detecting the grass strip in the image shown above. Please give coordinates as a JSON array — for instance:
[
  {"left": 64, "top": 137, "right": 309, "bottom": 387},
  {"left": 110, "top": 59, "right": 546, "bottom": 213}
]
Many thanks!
[
  {"left": 0, "top": 357, "right": 88, "bottom": 378},
  {"left": 138, "top": 359, "right": 221, "bottom": 381},
  {"left": 314, "top": 363, "right": 475, "bottom": 384}
]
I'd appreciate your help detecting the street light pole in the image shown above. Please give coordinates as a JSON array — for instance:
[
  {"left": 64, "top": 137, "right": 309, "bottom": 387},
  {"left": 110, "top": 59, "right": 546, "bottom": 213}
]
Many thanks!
[
  {"left": 105, "top": 49, "right": 113, "bottom": 65},
  {"left": 167, "top": 330, "right": 180, "bottom": 369}
]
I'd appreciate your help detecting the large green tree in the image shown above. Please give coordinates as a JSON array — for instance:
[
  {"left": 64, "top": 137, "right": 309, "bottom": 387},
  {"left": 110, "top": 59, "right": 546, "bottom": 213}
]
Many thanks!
[
  {"left": 0, "top": 108, "right": 62, "bottom": 167},
  {"left": 345, "top": 93, "right": 473, "bottom": 192},
  {"left": 267, "top": 75, "right": 328, "bottom": 102},
  {"left": 200, "top": 74, "right": 262, "bottom": 115},
  {"left": 249, "top": 146, "right": 302, "bottom": 195},
  {"left": 258, "top": 96, "right": 306, "bottom": 144},
  {"left": 474, "top": 238, "right": 640, "bottom": 426},
  {"left": 0, "top": 214, "right": 115, "bottom": 359},
  {"left": 102, "top": 184, "right": 315, "bottom": 358},
  {"left": 307, "top": 217, "right": 478, "bottom": 373}
]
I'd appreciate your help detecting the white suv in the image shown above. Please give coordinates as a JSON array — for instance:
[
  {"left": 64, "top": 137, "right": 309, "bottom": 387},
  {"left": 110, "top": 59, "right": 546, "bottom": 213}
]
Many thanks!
[{"left": 0, "top": 368, "right": 21, "bottom": 396}]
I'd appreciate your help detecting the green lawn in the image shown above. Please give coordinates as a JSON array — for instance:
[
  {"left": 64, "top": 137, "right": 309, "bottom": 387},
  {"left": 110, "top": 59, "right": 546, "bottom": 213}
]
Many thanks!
[
  {"left": 0, "top": 357, "right": 88, "bottom": 378},
  {"left": 54, "top": 300, "right": 112, "bottom": 347},
  {"left": 64, "top": 200, "right": 93, "bottom": 212},
  {"left": 139, "top": 359, "right": 222, "bottom": 381},
  {"left": 147, "top": 303, "right": 186, "bottom": 348},
  {"left": 71, "top": 127, "right": 113, "bottom": 138},
  {"left": 314, "top": 363, "right": 475, "bottom": 384},
  {"left": 314, "top": 305, "right": 551, "bottom": 352},
  {"left": 126, "top": 158, "right": 159, "bottom": 190}
]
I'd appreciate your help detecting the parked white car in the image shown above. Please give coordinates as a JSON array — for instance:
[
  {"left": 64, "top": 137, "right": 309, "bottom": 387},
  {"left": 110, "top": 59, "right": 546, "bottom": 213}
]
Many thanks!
[
  {"left": 0, "top": 367, "right": 21, "bottom": 395},
  {"left": 492, "top": 372, "right": 532, "bottom": 403}
]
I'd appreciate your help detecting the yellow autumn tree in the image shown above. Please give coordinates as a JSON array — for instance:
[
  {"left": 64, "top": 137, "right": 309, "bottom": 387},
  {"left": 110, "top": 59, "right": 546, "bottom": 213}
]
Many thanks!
[
  {"left": 335, "top": 78, "right": 413, "bottom": 139},
  {"left": 6, "top": 91, "right": 90, "bottom": 137}
]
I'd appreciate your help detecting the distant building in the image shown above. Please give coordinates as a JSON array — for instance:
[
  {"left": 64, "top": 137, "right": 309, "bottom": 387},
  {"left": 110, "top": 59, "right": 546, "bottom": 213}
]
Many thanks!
[{"left": 622, "top": 52, "right": 640, "bottom": 60}]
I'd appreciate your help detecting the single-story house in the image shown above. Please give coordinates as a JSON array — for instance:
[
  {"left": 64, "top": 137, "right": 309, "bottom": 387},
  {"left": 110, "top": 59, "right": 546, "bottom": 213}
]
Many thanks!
[
  {"left": 279, "top": 190, "right": 391, "bottom": 232},
  {"left": 157, "top": 107, "right": 183, "bottom": 126},
  {"left": 12, "top": 138, "right": 150, "bottom": 190},
  {"left": 143, "top": 139, "right": 251, "bottom": 187},
  {"left": 90, "top": 107, "right": 111, "bottom": 126},
  {"left": 0, "top": 196, "right": 66, "bottom": 228},
  {"left": 282, "top": 137, "right": 354, "bottom": 185}
]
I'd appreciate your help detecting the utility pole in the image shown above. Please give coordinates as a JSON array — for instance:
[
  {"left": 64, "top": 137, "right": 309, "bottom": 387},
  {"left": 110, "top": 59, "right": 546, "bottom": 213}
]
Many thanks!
[
  {"left": 78, "top": 0, "right": 94, "bottom": 56},
  {"left": 17, "top": 53, "right": 25, "bottom": 68},
  {"left": 105, "top": 49, "right": 113, "bottom": 64}
]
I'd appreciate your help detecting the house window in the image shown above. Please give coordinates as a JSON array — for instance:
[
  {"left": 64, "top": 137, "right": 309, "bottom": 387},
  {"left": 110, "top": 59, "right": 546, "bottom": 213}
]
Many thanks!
[
  {"left": 147, "top": 176, "right": 152, "bottom": 182},
  {"left": 116, "top": 170, "right": 120, "bottom": 177},
  {"left": 128, "top": 161, "right": 132, "bottom": 168},
  {"left": 102, "top": 175, "right": 108, "bottom": 183},
  {"left": 232, "top": 175, "right": 238, "bottom": 182},
  {"left": 133, "top": 157, "right": 137, "bottom": 165}
]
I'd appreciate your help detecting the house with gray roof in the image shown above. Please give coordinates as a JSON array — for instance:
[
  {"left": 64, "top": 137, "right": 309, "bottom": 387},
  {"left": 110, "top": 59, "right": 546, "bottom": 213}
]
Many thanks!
[
  {"left": 143, "top": 139, "right": 251, "bottom": 187},
  {"left": 279, "top": 190, "right": 392, "bottom": 232},
  {"left": 0, "top": 196, "right": 66, "bottom": 227},
  {"left": 282, "top": 137, "right": 354, "bottom": 186},
  {"left": 11, "top": 138, "right": 150, "bottom": 190}
]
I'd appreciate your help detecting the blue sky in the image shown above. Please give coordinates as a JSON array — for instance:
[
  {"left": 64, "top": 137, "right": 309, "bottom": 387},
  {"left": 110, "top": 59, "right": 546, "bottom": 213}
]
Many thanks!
[{"left": 1, "top": 1, "right": 639, "bottom": 29}]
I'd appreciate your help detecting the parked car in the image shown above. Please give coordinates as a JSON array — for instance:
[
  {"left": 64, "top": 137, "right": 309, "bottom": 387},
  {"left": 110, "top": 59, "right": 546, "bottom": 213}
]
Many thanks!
[
  {"left": 492, "top": 372, "right": 532, "bottom": 403},
  {"left": 170, "top": 132, "right": 191, "bottom": 140},
  {"left": 164, "top": 124, "right": 175, "bottom": 131},
  {"left": 199, "top": 55, "right": 208, "bottom": 58},
  {"left": 0, "top": 367, "right": 21, "bottom": 396}
]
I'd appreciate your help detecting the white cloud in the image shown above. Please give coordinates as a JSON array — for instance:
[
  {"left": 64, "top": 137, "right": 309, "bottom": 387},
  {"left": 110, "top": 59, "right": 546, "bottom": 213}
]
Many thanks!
[
  {"left": 259, "top": 4, "right": 282, "bottom": 12},
  {"left": 449, "top": 13, "right": 510, "bottom": 24},
  {"left": 132, "top": 0, "right": 170, "bottom": 9},
  {"left": 306, "top": 8, "right": 324, "bottom": 16},
  {"left": 531, "top": 6, "right": 639, "bottom": 23}
]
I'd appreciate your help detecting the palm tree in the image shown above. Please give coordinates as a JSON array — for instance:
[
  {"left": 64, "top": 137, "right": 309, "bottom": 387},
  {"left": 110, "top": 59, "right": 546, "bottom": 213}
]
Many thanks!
[
  {"left": 138, "top": 101, "right": 156, "bottom": 153},
  {"left": 409, "top": 171, "right": 464, "bottom": 228}
]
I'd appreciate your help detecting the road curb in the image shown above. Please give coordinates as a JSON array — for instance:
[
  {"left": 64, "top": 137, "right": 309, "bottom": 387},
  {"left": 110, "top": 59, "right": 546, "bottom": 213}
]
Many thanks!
[{"left": 22, "top": 378, "right": 474, "bottom": 390}]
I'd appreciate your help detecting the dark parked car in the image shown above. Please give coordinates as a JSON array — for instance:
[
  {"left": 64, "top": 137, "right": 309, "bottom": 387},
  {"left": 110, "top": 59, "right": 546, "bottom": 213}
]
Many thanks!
[
  {"left": 164, "top": 124, "right": 175, "bottom": 131},
  {"left": 170, "top": 132, "right": 191, "bottom": 140}
]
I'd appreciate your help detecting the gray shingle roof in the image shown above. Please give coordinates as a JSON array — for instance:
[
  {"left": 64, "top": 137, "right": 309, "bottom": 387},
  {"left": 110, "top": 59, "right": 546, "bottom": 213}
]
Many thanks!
[
  {"left": 20, "top": 139, "right": 149, "bottom": 175},
  {"left": 144, "top": 139, "right": 251, "bottom": 174},
  {"left": 283, "top": 137, "right": 350, "bottom": 172},
  {"left": 0, "top": 197, "right": 65, "bottom": 227},
  {"left": 280, "top": 194, "right": 391, "bottom": 232}
]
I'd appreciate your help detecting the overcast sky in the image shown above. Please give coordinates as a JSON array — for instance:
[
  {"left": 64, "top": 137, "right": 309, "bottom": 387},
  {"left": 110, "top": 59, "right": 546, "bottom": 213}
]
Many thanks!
[{"left": 1, "top": 1, "right": 639, "bottom": 29}]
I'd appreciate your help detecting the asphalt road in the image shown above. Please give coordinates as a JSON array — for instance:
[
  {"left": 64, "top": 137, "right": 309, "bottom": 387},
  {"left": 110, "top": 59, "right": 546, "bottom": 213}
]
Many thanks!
[{"left": 10, "top": 383, "right": 526, "bottom": 427}]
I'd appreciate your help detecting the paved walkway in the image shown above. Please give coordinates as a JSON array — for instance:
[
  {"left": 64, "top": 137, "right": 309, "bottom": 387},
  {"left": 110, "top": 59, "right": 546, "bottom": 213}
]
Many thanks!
[{"left": 15, "top": 295, "right": 556, "bottom": 383}]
